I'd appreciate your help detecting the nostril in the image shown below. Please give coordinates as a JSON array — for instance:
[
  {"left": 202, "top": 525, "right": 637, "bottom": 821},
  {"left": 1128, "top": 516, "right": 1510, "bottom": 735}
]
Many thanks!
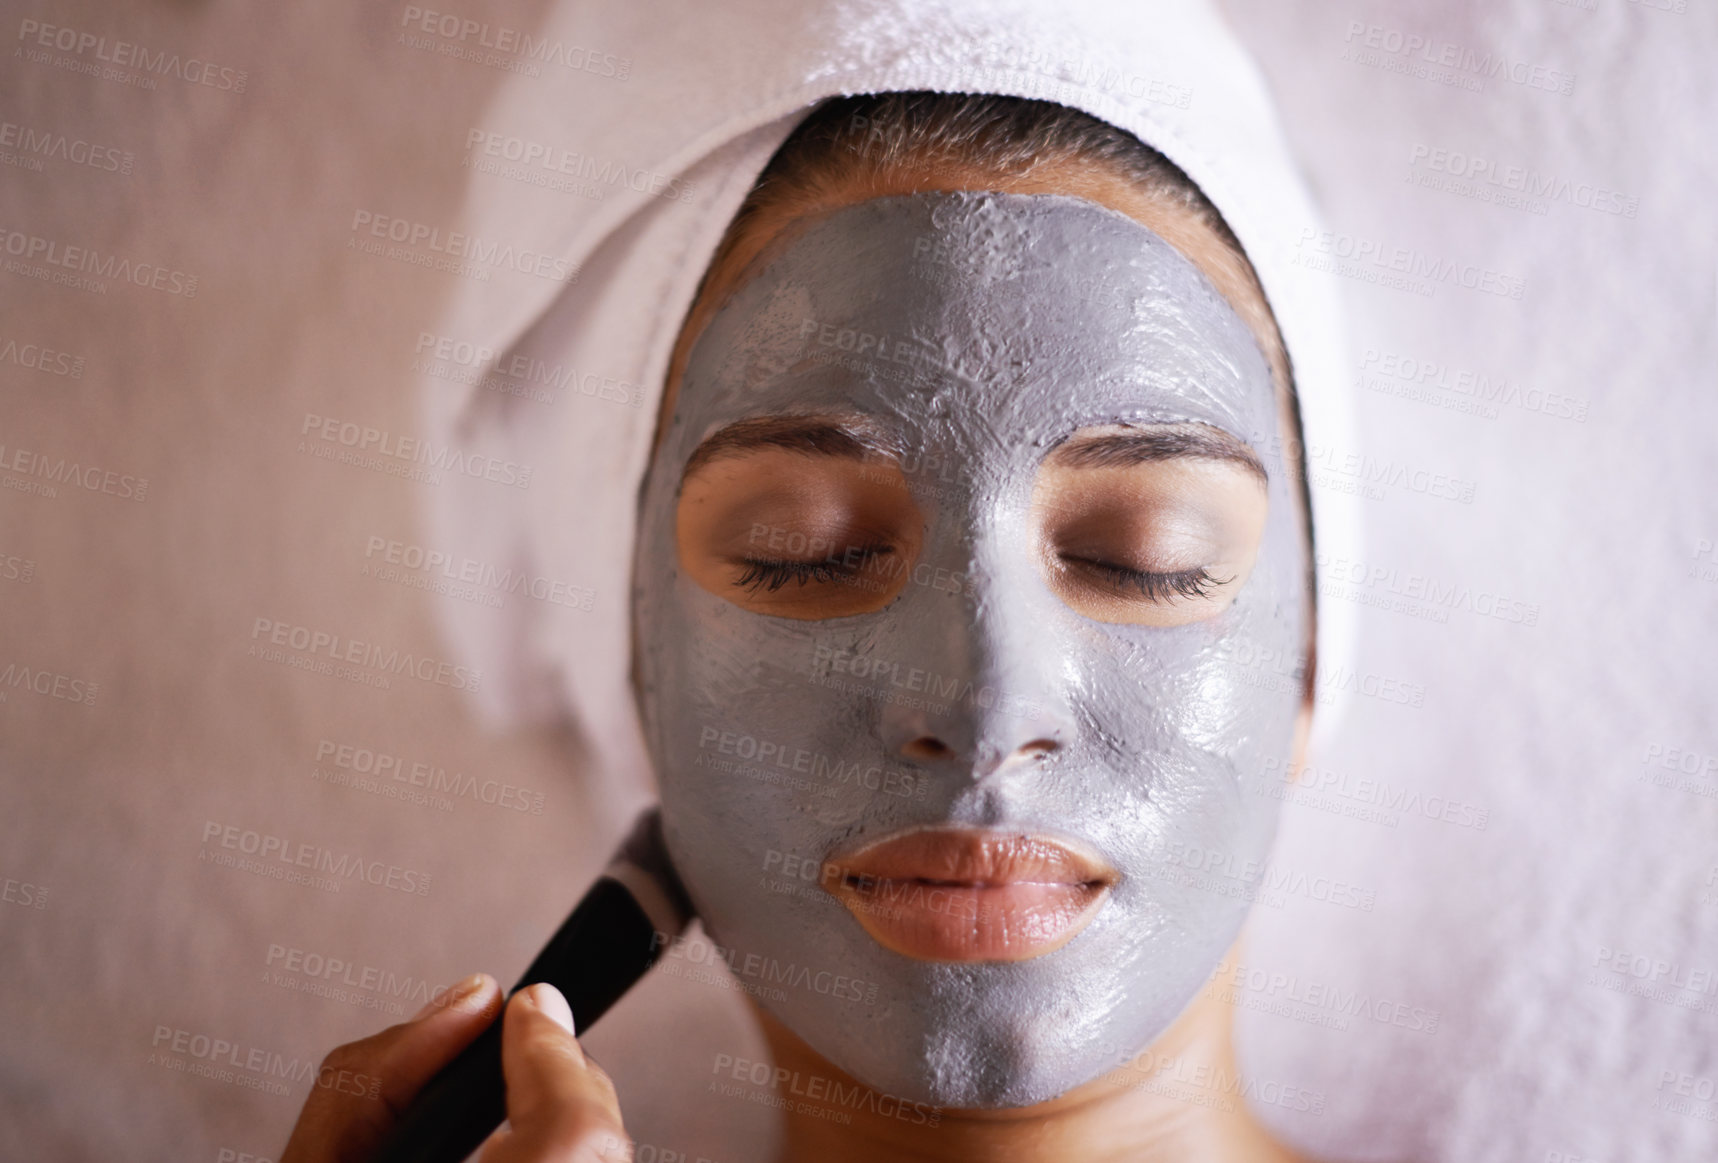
[{"left": 901, "top": 736, "right": 956, "bottom": 762}]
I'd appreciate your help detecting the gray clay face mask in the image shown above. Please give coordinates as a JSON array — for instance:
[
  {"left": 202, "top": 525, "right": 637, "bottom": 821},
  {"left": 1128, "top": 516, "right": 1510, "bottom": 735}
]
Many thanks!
[{"left": 632, "top": 191, "right": 1309, "bottom": 1108}]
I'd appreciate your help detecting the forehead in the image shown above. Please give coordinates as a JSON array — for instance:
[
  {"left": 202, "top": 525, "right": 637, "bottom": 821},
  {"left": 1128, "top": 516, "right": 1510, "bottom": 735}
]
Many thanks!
[{"left": 668, "top": 191, "right": 1278, "bottom": 471}]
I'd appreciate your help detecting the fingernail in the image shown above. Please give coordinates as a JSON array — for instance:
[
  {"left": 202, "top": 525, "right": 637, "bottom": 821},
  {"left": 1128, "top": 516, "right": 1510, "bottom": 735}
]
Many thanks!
[
  {"left": 519, "top": 983, "right": 575, "bottom": 1035},
  {"left": 414, "top": 972, "right": 488, "bottom": 1021}
]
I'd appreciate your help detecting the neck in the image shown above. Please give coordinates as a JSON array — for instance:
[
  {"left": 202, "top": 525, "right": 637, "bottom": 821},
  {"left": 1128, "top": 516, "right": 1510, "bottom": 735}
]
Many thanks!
[{"left": 751, "top": 950, "right": 1304, "bottom": 1163}]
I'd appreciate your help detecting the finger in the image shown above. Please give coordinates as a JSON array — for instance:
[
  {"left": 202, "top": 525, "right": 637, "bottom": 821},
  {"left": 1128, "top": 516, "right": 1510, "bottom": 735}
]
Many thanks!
[
  {"left": 280, "top": 972, "right": 501, "bottom": 1163},
  {"left": 373, "top": 973, "right": 505, "bottom": 1112},
  {"left": 501, "top": 984, "right": 587, "bottom": 1119},
  {"left": 482, "top": 984, "right": 630, "bottom": 1162}
]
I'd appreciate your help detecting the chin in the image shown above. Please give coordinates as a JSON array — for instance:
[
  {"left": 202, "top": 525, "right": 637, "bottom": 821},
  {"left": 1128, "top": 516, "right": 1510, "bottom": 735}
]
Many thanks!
[{"left": 768, "top": 917, "right": 1235, "bottom": 1111}]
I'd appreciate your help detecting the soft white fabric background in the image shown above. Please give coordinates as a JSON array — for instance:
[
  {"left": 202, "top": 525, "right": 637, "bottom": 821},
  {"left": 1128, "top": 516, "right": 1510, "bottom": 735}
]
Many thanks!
[
  {"left": 0, "top": 2, "right": 1712, "bottom": 1162},
  {"left": 1220, "top": 5, "right": 1718, "bottom": 1160}
]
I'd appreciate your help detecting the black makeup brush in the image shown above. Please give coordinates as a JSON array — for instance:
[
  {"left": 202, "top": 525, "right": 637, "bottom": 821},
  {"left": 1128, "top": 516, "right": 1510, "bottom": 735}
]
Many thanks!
[{"left": 371, "top": 808, "right": 692, "bottom": 1163}]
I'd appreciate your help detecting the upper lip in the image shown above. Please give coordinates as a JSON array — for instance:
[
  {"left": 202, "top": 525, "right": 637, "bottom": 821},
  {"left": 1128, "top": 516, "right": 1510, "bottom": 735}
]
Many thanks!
[{"left": 824, "top": 827, "right": 1119, "bottom": 890}]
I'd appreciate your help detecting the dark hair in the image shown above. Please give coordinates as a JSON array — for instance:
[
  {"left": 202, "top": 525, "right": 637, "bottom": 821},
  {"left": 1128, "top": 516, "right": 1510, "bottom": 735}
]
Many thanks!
[{"left": 737, "top": 93, "right": 1243, "bottom": 267}]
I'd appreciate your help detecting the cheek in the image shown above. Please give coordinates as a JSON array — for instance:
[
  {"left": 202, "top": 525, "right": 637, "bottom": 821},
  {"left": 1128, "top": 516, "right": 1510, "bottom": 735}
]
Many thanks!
[
  {"left": 647, "top": 586, "right": 887, "bottom": 827},
  {"left": 1066, "top": 549, "right": 1305, "bottom": 816}
]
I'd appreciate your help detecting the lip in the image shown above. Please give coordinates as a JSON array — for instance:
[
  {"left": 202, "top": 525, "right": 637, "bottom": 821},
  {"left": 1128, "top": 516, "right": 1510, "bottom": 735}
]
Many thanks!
[{"left": 822, "top": 828, "right": 1118, "bottom": 963}]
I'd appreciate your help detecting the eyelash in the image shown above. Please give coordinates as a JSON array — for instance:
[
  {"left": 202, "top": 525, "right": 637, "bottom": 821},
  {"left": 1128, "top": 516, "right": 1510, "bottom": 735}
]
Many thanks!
[
  {"left": 1064, "top": 558, "right": 1229, "bottom": 602},
  {"left": 732, "top": 550, "right": 1223, "bottom": 603},
  {"left": 733, "top": 547, "right": 895, "bottom": 594}
]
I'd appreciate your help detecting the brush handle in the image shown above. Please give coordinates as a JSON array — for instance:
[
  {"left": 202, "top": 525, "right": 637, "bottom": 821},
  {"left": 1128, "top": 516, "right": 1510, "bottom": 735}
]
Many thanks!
[{"left": 372, "top": 812, "right": 690, "bottom": 1163}]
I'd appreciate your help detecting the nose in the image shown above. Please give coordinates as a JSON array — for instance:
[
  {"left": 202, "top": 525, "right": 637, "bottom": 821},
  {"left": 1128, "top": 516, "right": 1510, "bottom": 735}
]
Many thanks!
[{"left": 876, "top": 545, "right": 1077, "bottom": 782}]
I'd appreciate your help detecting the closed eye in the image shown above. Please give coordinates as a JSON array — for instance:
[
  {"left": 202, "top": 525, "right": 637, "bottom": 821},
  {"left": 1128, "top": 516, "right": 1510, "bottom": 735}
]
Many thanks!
[
  {"left": 1059, "top": 557, "right": 1230, "bottom": 602},
  {"left": 1031, "top": 427, "right": 1268, "bottom": 627},
  {"left": 676, "top": 439, "right": 923, "bottom": 620},
  {"left": 731, "top": 546, "right": 897, "bottom": 594}
]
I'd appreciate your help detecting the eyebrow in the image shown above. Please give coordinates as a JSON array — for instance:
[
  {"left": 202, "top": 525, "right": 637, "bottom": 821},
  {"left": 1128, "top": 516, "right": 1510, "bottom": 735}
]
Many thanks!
[
  {"left": 682, "top": 416, "right": 1267, "bottom": 482},
  {"left": 681, "top": 415, "right": 897, "bottom": 478},
  {"left": 1045, "top": 425, "right": 1267, "bottom": 483}
]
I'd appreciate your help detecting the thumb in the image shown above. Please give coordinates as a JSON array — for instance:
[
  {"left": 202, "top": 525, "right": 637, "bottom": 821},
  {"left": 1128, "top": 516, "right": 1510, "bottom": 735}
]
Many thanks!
[{"left": 483, "top": 984, "right": 630, "bottom": 1163}]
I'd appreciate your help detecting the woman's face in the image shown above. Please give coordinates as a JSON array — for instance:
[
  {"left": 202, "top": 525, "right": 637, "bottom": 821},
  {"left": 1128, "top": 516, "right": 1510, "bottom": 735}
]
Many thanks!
[{"left": 631, "top": 190, "right": 1310, "bottom": 1108}]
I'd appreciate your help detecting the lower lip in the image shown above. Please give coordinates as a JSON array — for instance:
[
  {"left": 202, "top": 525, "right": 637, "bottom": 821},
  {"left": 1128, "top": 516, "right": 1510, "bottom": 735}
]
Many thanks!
[{"left": 828, "top": 876, "right": 1111, "bottom": 962}]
